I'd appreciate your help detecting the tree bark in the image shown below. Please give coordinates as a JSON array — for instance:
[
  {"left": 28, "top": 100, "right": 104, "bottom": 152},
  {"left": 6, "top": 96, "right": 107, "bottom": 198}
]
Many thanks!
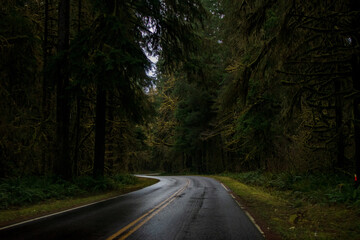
[
  {"left": 78, "top": 0, "right": 81, "bottom": 32},
  {"left": 42, "top": 0, "right": 50, "bottom": 175},
  {"left": 42, "top": 0, "right": 49, "bottom": 115},
  {"left": 353, "top": 53, "right": 360, "bottom": 188},
  {"left": 335, "top": 78, "right": 345, "bottom": 169},
  {"left": 351, "top": 0, "right": 360, "bottom": 188},
  {"left": 93, "top": 84, "right": 106, "bottom": 178},
  {"left": 72, "top": 0, "right": 82, "bottom": 177},
  {"left": 107, "top": 92, "right": 114, "bottom": 174},
  {"left": 54, "top": 0, "right": 71, "bottom": 179},
  {"left": 73, "top": 92, "right": 81, "bottom": 177}
]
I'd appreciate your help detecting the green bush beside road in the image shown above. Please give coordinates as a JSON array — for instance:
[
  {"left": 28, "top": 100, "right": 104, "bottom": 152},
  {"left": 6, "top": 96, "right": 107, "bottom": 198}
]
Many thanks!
[{"left": 0, "top": 175, "right": 158, "bottom": 227}]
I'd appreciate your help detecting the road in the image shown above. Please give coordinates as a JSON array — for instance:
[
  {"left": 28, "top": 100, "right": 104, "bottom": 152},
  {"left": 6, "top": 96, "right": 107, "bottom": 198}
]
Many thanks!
[{"left": 0, "top": 176, "right": 264, "bottom": 240}]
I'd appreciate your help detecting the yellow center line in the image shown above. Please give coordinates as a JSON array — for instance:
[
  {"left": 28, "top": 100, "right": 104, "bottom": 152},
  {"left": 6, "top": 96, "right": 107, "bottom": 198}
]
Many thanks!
[
  {"left": 106, "top": 179, "right": 190, "bottom": 240},
  {"left": 118, "top": 188, "right": 185, "bottom": 240}
]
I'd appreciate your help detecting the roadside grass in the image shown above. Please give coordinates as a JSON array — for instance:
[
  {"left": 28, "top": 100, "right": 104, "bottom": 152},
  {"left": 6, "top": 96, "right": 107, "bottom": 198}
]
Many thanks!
[
  {"left": 212, "top": 173, "right": 360, "bottom": 240},
  {"left": 0, "top": 175, "right": 158, "bottom": 227}
]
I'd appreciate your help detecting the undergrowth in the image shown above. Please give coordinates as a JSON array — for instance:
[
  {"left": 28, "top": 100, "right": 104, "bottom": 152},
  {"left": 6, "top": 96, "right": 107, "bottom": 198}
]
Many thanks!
[
  {"left": 221, "top": 171, "right": 360, "bottom": 207},
  {"left": 214, "top": 175, "right": 360, "bottom": 240},
  {"left": 0, "top": 174, "right": 138, "bottom": 209}
]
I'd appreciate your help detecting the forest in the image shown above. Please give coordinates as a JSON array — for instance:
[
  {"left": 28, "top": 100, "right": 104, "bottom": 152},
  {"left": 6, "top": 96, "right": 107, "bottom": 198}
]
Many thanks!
[{"left": 1, "top": 0, "right": 360, "bottom": 187}]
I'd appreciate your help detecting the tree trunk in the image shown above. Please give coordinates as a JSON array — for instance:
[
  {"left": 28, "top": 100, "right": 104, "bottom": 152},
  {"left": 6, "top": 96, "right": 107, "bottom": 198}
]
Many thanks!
[
  {"left": 42, "top": 0, "right": 50, "bottom": 175},
  {"left": 353, "top": 54, "right": 360, "bottom": 188},
  {"left": 42, "top": 0, "right": 49, "bottom": 114},
  {"left": 351, "top": 0, "right": 360, "bottom": 188},
  {"left": 107, "top": 92, "right": 114, "bottom": 174},
  {"left": 93, "top": 84, "right": 106, "bottom": 178},
  {"left": 221, "top": 140, "right": 226, "bottom": 170},
  {"left": 73, "top": 92, "right": 81, "bottom": 176},
  {"left": 78, "top": 0, "right": 81, "bottom": 32},
  {"left": 335, "top": 78, "right": 345, "bottom": 169},
  {"left": 54, "top": 0, "right": 71, "bottom": 179},
  {"left": 72, "top": 0, "right": 82, "bottom": 177}
]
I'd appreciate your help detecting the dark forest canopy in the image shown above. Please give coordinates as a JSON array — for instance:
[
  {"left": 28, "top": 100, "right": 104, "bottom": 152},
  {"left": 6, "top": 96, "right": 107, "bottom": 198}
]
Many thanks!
[{"left": 0, "top": 0, "right": 359, "bottom": 185}]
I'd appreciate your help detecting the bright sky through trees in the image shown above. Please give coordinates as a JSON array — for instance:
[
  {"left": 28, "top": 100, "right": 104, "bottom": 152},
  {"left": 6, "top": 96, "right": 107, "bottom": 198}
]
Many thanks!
[{"left": 146, "top": 54, "right": 158, "bottom": 78}]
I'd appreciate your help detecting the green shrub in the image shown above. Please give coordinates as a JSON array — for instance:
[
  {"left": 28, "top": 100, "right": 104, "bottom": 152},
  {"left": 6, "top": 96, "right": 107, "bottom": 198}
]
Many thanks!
[
  {"left": 222, "top": 171, "right": 360, "bottom": 206},
  {"left": 112, "top": 174, "right": 137, "bottom": 185},
  {"left": 73, "top": 176, "right": 98, "bottom": 191},
  {"left": 0, "top": 174, "right": 139, "bottom": 209},
  {"left": 229, "top": 171, "right": 266, "bottom": 186}
]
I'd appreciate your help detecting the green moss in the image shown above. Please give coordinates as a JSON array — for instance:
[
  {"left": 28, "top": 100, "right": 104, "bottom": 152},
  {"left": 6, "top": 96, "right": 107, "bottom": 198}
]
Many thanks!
[{"left": 212, "top": 175, "right": 360, "bottom": 240}]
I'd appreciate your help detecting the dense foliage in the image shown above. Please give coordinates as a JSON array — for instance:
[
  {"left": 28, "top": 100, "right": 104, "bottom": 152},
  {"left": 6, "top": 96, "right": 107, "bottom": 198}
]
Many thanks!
[
  {"left": 0, "top": 0, "right": 203, "bottom": 179},
  {"left": 223, "top": 171, "right": 360, "bottom": 206},
  {"left": 150, "top": 0, "right": 360, "bottom": 185},
  {"left": 1, "top": 0, "right": 360, "bottom": 189},
  {"left": 0, "top": 174, "right": 137, "bottom": 209}
]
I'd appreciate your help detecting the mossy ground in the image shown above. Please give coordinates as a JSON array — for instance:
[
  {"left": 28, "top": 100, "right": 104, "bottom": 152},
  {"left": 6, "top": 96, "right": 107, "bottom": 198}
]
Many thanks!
[
  {"left": 0, "top": 177, "right": 158, "bottom": 227},
  {"left": 212, "top": 176, "right": 360, "bottom": 240}
]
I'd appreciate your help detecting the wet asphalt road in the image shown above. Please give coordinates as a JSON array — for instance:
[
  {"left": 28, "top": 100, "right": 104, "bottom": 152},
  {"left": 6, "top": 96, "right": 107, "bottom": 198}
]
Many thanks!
[{"left": 0, "top": 176, "right": 264, "bottom": 240}]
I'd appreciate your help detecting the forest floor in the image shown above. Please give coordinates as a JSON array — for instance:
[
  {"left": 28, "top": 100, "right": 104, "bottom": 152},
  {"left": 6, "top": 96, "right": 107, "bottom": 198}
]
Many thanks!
[
  {"left": 0, "top": 177, "right": 158, "bottom": 228},
  {"left": 212, "top": 175, "right": 360, "bottom": 240}
]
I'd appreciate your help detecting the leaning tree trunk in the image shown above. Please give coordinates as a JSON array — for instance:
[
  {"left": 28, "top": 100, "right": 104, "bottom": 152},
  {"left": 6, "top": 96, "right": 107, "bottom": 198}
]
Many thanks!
[{"left": 54, "top": 0, "right": 71, "bottom": 179}]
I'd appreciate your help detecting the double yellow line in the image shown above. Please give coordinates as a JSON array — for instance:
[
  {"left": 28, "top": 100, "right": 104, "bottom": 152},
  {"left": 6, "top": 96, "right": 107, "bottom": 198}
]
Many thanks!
[{"left": 106, "top": 179, "right": 190, "bottom": 240}]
